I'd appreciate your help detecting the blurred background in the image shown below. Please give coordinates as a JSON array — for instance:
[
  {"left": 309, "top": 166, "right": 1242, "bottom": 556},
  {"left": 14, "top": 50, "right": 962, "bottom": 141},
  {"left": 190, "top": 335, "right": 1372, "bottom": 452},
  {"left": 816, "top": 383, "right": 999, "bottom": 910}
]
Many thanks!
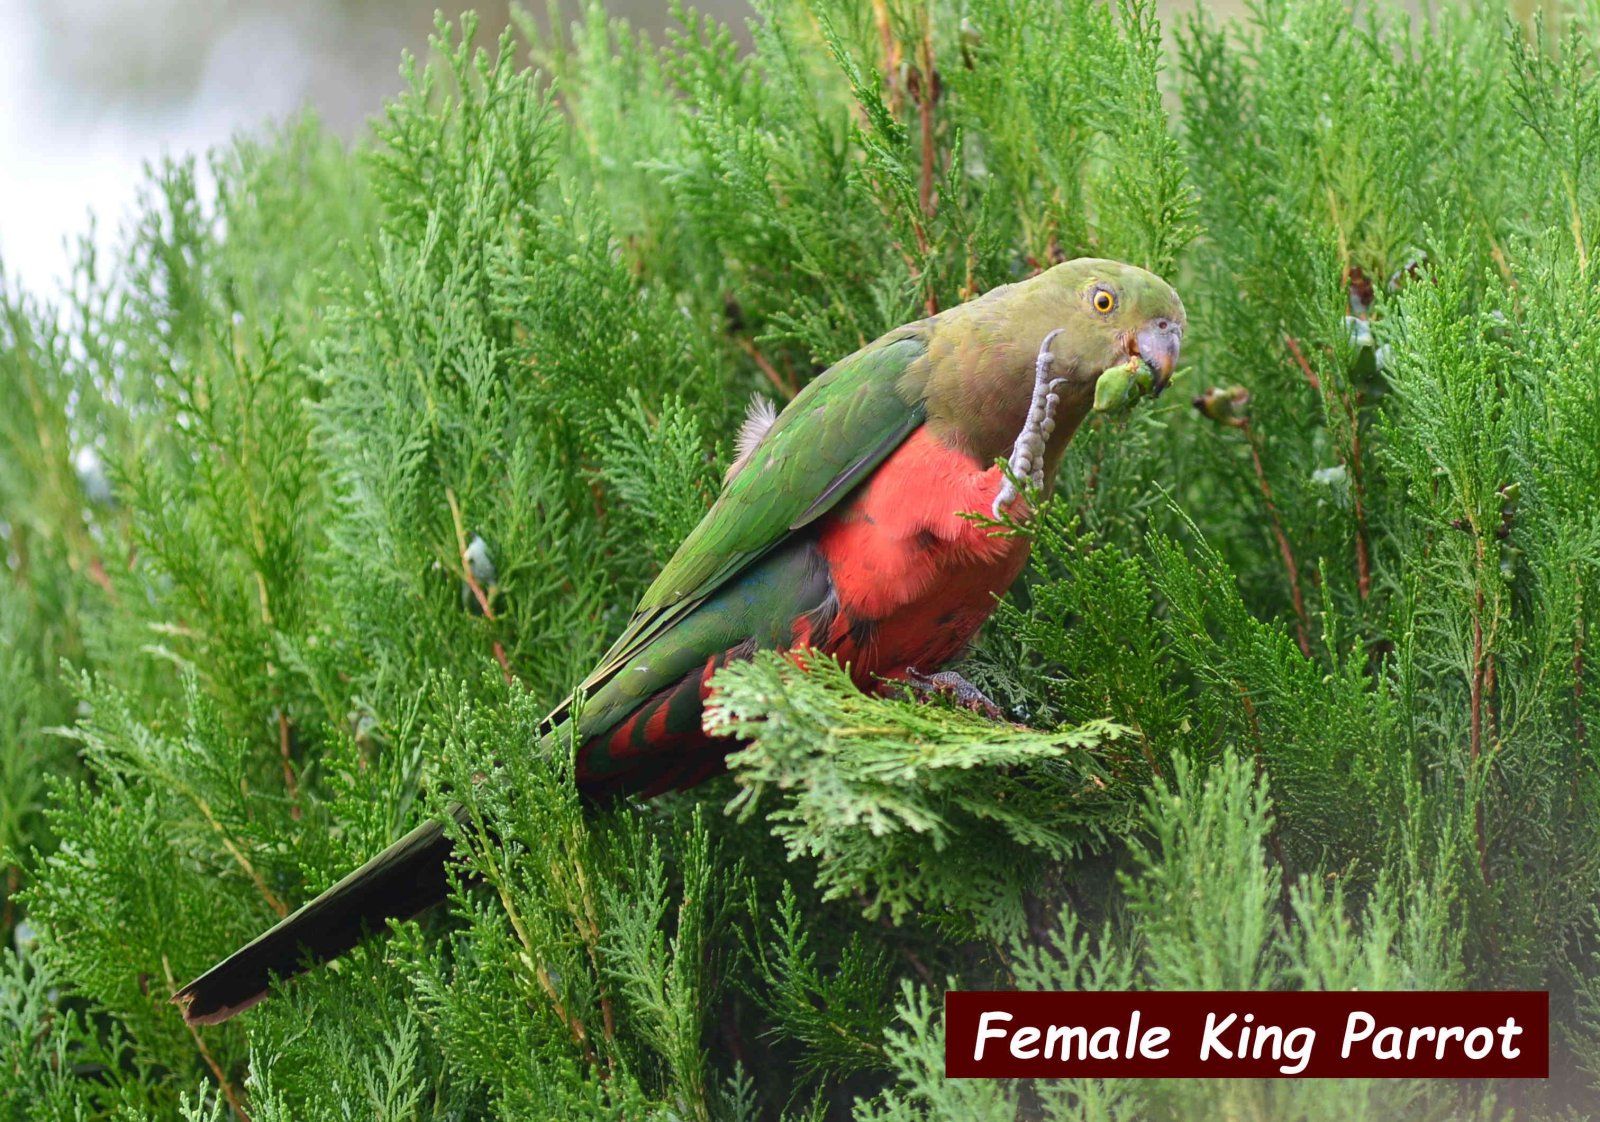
[
  {"left": 0, "top": 0, "right": 1483, "bottom": 294},
  {"left": 0, "top": 0, "right": 754, "bottom": 292}
]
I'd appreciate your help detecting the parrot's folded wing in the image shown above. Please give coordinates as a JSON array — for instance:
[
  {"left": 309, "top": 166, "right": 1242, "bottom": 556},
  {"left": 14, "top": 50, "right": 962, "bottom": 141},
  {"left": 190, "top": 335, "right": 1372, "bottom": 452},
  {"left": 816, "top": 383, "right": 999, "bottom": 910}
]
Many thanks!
[{"left": 562, "top": 330, "right": 929, "bottom": 714}]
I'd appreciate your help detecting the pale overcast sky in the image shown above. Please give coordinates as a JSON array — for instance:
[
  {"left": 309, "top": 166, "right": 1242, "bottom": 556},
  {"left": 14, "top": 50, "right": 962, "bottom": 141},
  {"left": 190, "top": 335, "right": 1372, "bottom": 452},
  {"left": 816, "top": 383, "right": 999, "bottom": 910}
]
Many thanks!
[{"left": 1, "top": 1, "right": 410, "bottom": 292}]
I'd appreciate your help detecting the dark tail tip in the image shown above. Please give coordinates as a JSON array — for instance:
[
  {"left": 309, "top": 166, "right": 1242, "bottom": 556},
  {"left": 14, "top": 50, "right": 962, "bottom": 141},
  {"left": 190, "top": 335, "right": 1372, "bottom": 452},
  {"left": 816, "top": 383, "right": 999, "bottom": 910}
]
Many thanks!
[
  {"left": 170, "top": 812, "right": 462, "bottom": 1025},
  {"left": 173, "top": 979, "right": 272, "bottom": 1026}
]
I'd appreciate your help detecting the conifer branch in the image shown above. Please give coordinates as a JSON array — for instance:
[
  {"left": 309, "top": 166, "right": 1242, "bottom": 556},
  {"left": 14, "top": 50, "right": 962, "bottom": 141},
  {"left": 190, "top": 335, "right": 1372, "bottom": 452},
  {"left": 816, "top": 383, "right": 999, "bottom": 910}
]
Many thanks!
[
  {"left": 1576, "top": 580, "right": 1588, "bottom": 747},
  {"left": 5, "top": 4, "right": 1600, "bottom": 1114},
  {"left": 1237, "top": 687, "right": 1294, "bottom": 926},
  {"left": 572, "top": 859, "right": 618, "bottom": 1053},
  {"left": 1348, "top": 422, "right": 1372, "bottom": 602},
  {"left": 498, "top": 845, "right": 600, "bottom": 1068},
  {"left": 1470, "top": 537, "right": 1489, "bottom": 887}
]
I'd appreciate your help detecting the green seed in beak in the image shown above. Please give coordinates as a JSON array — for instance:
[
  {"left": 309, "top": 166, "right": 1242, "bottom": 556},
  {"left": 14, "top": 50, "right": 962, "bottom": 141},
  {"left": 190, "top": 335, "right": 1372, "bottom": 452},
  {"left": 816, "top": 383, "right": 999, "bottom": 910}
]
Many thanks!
[{"left": 1094, "top": 357, "right": 1153, "bottom": 414}]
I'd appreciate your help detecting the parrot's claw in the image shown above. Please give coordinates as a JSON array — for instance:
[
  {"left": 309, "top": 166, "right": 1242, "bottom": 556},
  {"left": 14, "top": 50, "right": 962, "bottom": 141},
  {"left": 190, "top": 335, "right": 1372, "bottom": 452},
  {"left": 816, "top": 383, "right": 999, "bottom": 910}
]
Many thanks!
[
  {"left": 903, "top": 667, "right": 1007, "bottom": 721},
  {"left": 993, "top": 328, "right": 1068, "bottom": 519}
]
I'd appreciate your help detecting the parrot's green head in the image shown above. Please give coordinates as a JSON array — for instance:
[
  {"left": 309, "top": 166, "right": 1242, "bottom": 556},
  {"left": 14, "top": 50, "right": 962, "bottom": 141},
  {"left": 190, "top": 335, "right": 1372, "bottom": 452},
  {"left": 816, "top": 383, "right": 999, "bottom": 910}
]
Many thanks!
[
  {"left": 1032, "top": 258, "right": 1186, "bottom": 396},
  {"left": 919, "top": 257, "right": 1185, "bottom": 471}
]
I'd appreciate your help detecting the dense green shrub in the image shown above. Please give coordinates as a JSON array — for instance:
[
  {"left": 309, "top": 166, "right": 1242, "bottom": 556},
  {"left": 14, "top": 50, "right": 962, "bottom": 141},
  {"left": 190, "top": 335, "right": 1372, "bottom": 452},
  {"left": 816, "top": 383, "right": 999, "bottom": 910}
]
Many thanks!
[{"left": 2, "top": 1, "right": 1598, "bottom": 1117}]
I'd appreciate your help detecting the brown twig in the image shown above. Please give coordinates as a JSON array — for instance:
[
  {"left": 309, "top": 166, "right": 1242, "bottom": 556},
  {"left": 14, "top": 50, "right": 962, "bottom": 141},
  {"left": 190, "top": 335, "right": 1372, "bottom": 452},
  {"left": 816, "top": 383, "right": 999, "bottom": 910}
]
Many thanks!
[
  {"left": 470, "top": 810, "right": 602, "bottom": 1068},
  {"left": 902, "top": 946, "right": 935, "bottom": 988},
  {"left": 960, "top": 237, "right": 980, "bottom": 303},
  {"left": 1241, "top": 421, "right": 1312, "bottom": 657},
  {"left": 736, "top": 336, "right": 796, "bottom": 400},
  {"left": 1, "top": 865, "right": 18, "bottom": 934},
  {"left": 165, "top": 955, "right": 252, "bottom": 1121},
  {"left": 445, "top": 487, "right": 514, "bottom": 686},
  {"left": 86, "top": 556, "right": 116, "bottom": 597},
  {"left": 523, "top": 917, "right": 600, "bottom": 1068},
  {"left": 455, "top": 790, "right": 605, "bottom": 1071},
  {"left": 872, "top": 0, "right": 902, "bottom": 114},
  {"left": 538, "top": 961, "right": 599, "bottom": 1068},
  {"left": 916, "top": 27, "right": 936, "bottom": 226},
  {"left": 1486, "top": 649, "right": 1500, "bottom": 745},
  {"left": 277, "top": 711, "right": 301, "bottom": 821},
  {"left": 1286, "top": 333, "right": 1370, "bottom": 599},
  {"left": 915, "top": 24, "right": 938, "bottom": 316},
  {"left": 1284, "top": 334, "right": 1321, "bottom": 392},
  {"left": 193, "top": 794, "right": 287, "bottom": 917}
]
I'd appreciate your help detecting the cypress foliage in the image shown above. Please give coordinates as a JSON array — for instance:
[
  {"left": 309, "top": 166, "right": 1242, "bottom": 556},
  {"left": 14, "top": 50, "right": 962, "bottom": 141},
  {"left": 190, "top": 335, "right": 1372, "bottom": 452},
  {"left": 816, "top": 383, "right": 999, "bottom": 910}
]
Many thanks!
[{"left": 1, "top": 2, "right": 1598, "bottom": 1117}]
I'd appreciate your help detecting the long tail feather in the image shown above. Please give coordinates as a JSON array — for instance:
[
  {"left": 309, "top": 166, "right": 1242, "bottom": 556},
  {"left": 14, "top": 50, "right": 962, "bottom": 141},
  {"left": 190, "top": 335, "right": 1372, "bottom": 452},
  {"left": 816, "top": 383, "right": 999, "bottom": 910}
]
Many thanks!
[{"left": 172, "top": 806, "right": 467, "bottom": 1025}]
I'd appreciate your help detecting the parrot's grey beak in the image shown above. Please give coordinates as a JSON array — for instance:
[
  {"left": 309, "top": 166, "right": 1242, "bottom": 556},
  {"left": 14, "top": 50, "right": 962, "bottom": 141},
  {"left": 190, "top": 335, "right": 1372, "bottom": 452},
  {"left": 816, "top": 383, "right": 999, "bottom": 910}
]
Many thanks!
[{"left": 1133, "top": 320, "right": 1182, "bottom": 395}]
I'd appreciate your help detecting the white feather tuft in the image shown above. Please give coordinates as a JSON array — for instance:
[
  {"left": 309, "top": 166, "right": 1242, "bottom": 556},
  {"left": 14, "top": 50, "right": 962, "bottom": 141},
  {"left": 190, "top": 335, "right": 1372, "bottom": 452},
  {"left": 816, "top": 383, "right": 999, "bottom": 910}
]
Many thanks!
[{"left": 726, "top": 394, "right": 778, "bottom": 482}]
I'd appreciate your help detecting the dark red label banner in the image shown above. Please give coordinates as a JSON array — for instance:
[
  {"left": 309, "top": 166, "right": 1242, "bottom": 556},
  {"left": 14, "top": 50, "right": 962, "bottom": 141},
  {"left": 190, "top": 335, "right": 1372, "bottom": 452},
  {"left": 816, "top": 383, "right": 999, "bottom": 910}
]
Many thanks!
[{"left": 945, "top": 991, "right": 1548, "bottom": 1079}]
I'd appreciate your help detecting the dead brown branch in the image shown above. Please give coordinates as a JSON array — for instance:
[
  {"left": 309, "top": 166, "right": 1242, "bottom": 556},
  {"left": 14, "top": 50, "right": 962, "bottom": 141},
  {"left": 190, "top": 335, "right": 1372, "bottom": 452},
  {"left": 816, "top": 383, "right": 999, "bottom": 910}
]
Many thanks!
[{"left": 1242, "top": 422, "right": 1312, "bottom": 657}]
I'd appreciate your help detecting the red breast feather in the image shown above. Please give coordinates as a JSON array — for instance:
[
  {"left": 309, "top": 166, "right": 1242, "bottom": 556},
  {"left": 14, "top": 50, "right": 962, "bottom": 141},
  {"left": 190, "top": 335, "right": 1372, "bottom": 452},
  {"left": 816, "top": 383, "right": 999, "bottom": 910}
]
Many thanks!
[{"left": 811, "top": 426, "right": 1031, "bottom": 685}]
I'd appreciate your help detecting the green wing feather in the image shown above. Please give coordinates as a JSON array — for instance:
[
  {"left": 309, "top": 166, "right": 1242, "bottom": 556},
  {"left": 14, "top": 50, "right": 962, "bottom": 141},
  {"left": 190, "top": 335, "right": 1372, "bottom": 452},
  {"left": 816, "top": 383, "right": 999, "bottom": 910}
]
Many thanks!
[{"left": 571, "top": 328, "right": 929, "bottom": 708}]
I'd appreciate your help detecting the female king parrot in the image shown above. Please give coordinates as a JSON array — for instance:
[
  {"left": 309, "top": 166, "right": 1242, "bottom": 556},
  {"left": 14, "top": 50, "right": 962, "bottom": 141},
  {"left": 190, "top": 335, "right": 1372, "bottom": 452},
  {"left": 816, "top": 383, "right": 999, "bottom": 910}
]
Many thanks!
[{"left": 175, "top": 257, "right": 1184, "bottom": 1023}]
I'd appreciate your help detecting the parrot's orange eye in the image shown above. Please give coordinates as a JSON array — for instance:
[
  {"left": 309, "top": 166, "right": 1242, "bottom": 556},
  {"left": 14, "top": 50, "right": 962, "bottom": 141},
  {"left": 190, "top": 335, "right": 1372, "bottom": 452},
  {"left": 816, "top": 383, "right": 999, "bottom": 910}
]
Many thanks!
[{"left": 1092, "top": 289, "right": 1116, "bottom": 313}]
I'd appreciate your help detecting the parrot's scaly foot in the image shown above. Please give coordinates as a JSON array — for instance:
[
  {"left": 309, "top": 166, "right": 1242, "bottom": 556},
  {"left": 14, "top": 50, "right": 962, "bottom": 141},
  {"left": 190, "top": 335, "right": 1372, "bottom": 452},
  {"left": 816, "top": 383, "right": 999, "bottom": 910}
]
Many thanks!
[
  {"left": 903, "top": 667, "right": 1006, "bottom": 720},
  {"left": 992, "top": 328, "right": 1068, "bottom": 519}
]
